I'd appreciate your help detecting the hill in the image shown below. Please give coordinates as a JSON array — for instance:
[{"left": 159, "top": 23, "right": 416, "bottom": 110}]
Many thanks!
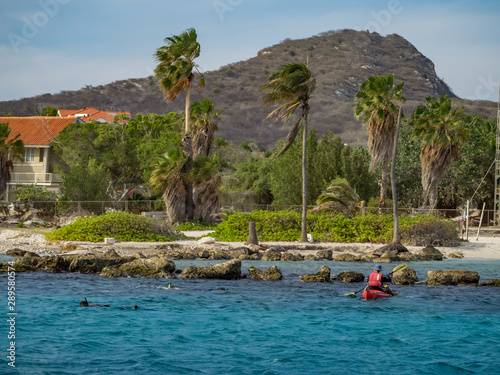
[{"left": 0, "top": 29, "right": 497, "bottom": 148}]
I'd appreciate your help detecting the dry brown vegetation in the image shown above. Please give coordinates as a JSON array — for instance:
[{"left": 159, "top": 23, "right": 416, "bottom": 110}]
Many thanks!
[{"left": 1, "top": 29, "right": 496, "bottom": 149}]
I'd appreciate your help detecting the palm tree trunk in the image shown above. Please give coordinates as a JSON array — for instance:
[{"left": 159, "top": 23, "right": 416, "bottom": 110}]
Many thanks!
[
  {"left": 391, "top": 106, "right": 403, "bottom": 245},
  {"left": 185, "top": 80, "right": 191, "bottom": 136},
  {"left": 182, "top": 78, "right": 195, "bottom": 221},
  {"left": 379, "top": 160, "right": 388, "bottom": 214},
  {"left": 301, "top": 115, "right": 308, "bottom": 242}
]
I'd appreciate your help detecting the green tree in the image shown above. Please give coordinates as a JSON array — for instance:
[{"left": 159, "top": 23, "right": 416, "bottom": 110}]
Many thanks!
[
  {"left": 36, "top": 106, "right": 58, "bottom": 116},
  {"left": 438, "top": 114, "right": 494, "bottom": 208},
  {"left": 61, "top": 158, "right": 110, "bottom": 201},
  {"left": 0, "top": 122, "right": 24, "bottom": 199},
  {"left": 411, "top": 95, "right": 468, "bottom": 210},
  {"left": 262, "top": 62, "right": 316, "bottom": 242},
  {"left": 354, "top": 73, "right": 405, "bottom": 210}
]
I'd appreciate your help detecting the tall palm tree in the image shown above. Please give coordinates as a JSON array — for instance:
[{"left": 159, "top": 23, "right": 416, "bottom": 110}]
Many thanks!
[
  {"left": 190, "top": 98, "right": 223, "bottom": 159},
  {"left": 411, "top": 95, "right": 468, "bottom": 210},
  {"left": 154, "top": 28, "right": 204, "bottom": 144},
  {"left": 154, "top": 28, "right": 204, "bottom": 222},
  {"left": 0, "top": 122, "right": 24, "bottom": 200},
  {"left": 261, "top": 62, "right": 316, "bottom": 242},
  {"left": 354, "top": 74, "right": 405, "bottom": 211}
]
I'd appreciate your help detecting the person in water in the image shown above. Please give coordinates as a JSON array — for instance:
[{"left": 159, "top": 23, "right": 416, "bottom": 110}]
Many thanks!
[
  {"left": 364, "top": 264, "right": 399, "bottom": 296},
  {"left": 79, "top": 298, "right": 111, "bottom": 308}
]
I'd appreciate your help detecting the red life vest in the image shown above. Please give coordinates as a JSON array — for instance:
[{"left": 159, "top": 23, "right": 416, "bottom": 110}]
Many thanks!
[{"left": 368, "top": 272, "right": 382, "bottom": 287}]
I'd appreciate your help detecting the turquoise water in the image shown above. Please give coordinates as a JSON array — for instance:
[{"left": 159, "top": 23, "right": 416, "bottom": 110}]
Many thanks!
[{"left": 2, "top": 259, "right": 500, "bottom": 374}]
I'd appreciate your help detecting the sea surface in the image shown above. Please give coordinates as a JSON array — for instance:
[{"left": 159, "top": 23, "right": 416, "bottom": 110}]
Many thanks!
[{"left": 1, "top": 256, "right": 499, "bottom": 375}]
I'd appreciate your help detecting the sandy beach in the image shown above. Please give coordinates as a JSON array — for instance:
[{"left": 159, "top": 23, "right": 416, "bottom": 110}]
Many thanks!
[{"left": 1, "top": 229, "right": 499, "bottom": 260}]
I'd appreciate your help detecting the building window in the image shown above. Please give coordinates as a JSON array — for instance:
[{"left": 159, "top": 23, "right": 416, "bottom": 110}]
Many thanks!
[
  {"left": 39, "top": 149, "right": 44, "bottom": 163},
  {"left": 24, "top": 148, "right": 35, "bottom": 163}
]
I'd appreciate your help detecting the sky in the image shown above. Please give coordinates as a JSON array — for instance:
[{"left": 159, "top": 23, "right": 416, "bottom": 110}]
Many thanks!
[{"left": 0, "top": 0, "right": 499, "bottom": 104}]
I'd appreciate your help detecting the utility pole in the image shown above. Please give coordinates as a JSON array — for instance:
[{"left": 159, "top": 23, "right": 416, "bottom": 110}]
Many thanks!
[{"left": 494, "top": 85, "right": 500, "bottom": 225}]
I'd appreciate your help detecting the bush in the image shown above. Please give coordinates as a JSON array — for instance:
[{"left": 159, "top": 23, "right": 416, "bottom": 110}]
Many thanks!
[
  {"left": 400, "top": 215, "right": 458, "bottom": 246},
  {"left": 45, "top": 212, "right": 179, "bottom": 242},
  {"left": 210, "top": 210, "right": 458, "bottom": 244}
]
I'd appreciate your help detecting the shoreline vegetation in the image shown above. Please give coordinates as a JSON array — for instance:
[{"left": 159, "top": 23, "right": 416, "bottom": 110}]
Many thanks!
[{"left": 1, "top": 212, "right": 499, "bottom": 285}]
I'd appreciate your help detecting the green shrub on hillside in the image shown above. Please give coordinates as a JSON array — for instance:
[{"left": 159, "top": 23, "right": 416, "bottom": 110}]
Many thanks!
[
  {"left": 45, "top": 212, "right": 179, "bottom": 242},
  {"left": 210, "top": 210, "right": 458, "bottom": 244}
]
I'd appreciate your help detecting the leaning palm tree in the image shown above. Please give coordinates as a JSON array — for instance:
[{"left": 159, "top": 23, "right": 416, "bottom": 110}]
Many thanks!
[
  {"left": 261, "top": 62, "right": 316, "bottom": 242},
  {"left": 190, "top": 98, "right": 223, "bottom": 159},
  {"left": 312, "top": 177, "right": 362, "bottom": 217},
  {"left": 411, "top": 95, "right": 468, "bottom": 210},
  {"left": 354, "top": 74, "right": 405, "bottom": 211},
  {"left": 154, "top": 28, "right": 204, "bottom": 222},
  {"left": 0, "top": 122, "right": 24, "bottom": 200}
]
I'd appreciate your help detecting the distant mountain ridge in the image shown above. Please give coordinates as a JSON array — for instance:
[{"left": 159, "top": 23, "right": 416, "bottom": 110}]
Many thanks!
[{"left": 1, "top": 29, "right": 496, "bottom": 148}]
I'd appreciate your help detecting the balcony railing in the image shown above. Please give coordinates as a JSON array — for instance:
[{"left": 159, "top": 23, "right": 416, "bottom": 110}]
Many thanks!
[{"left": 10, "top": 173, "right": 62, "bottom": 184}]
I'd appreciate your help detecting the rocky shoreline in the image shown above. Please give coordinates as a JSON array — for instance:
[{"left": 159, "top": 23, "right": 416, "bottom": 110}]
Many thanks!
[{"left": 1, "top": 229, "right": 499, "bottom": 287}]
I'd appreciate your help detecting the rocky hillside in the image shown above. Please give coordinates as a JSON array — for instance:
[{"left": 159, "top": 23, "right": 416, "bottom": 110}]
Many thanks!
[{"left": 1, "top": 29, "right": 496, "bottom": 148}]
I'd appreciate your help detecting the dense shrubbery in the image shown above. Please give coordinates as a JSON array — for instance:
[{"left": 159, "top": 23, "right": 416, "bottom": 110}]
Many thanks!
[
  {"left": 210, "top": 210, "right": 458, "bottom": 244},
  {"left": 45, "top": 212, "right": 179, "bottom": 242}
]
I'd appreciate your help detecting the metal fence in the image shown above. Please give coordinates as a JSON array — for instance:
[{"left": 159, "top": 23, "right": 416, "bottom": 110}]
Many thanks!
[{"left": 1, "top": 200, "right": 497, "bottom": 227}]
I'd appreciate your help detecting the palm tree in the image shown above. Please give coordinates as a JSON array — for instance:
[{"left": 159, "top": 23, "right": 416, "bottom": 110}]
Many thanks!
[
  {"left": 150, "top": 148, "right": 188, "bottom": 224},
  {"left": 191, "top": 154, "right": 223, "bottom": 223},
  {"left": 261, "top": 62, "right": 316, "bottom": 242},
  {"left": 0, "top": 122, "right": 24, "bottom": 200},
  {"left": 190, "top": 98, "right": 223, "bottom": 159},
  {"left": 411, "top": 95, "right": 468, "bottom": 210},
  {"left": 312, "top": 177, "right": 362, "bottom": 216},
  {"left": 154, "top": 28, "right": 204, "bottom": 144},
  {"left": 154, "top": 28, "right": 204, "bottom": 222},
  {"left": 354, "top": 73, "right": 405, "bottom": 211}
]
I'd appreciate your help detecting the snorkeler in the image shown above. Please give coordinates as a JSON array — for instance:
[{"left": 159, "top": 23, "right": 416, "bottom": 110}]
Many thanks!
[{"left": 79, "top": 298, "right": 111, "bottom": 308}]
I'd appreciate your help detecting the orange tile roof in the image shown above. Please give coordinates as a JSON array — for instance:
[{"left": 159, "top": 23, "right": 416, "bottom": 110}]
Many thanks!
[
  {"left": 58, "top": 107, "right": 130, "bottom": 123},
  {"left": 0, "top": 117, "right": 80, "bottom": 146}
]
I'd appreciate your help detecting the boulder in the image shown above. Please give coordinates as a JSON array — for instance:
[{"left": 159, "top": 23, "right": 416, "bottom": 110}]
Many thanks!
[
  {"left": 316, "top": 250, "right": 333, "bottom": 260},
  {"left": 280, "top": 252, "right": 304, "bottom": 261},
  {"left": 248, "top": 265, "right": 283, "bottom": 281},
  {"left": 303, "top": 254, "right": 320, "bottom": 261},
  {"left": 397, "top": 252, "right": 419, "bottom": 262},
  {"left": 416, "top": 246, "right": 443, "bottom": 261},
  {"left": 425, "top": 270, "right": 480, "bottom": 286},
  {"left": 333, "top": 253, "right": 361, "bottom": 262},
  {"left": 100, "top": 254, "right": 175, "bottom": 278},
  {"left": 103, "top": 248, "right": 120, "bottom": 257},
  {"left": 379, "top": 249, "right": 400, "bottom": 261},
  {"left": 262, "top": 247, "right": 282, "bottom": 261},
  {"left": 5, "top": 249, "right": 28, "bottom": 257},
  {"left": 391, "top": 268, "right": 419, "bottom": 285},
  {"left": 447, "top": 252, "right": 464, "bottom": 259},
  {"left": 67, "top": 254, "right": 134, "bottom": 274},
  {"left": 36, "top": 256, "right": 73, "bottom": 272},
  {"left": 335, "top": 271, "right": 365, "bottom": 283},
  {"left": 300, "top": 265, "right": 331, "bottom": 283},
  {"left": 178, "top": 259, "right": 242, "bottom": 280},
  {"left": 480, "top": 279, "right": 500, "bottom": 287}
]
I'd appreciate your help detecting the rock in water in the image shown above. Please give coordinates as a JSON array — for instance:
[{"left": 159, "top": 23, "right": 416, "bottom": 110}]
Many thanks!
[
  {"left": 178, "top": 259, "right": 242, "bottom": 280},
  {"left": 248, "top": 265, "right": 283, "bottom": 281},
  {"left": 425, "top": 270, "right": 480, "bottom": 286},
  {"left": 300, "top": 266, "right": 331, "bottom": 283}
]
